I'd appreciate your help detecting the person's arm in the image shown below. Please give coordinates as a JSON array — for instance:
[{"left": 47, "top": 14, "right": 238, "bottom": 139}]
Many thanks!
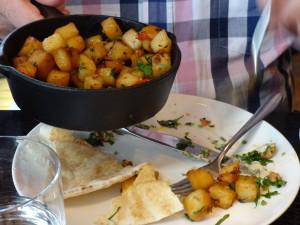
[
  {"left": 0, "top": 0, "right": 65, "bottom": 28},
  {"left": 259, "top": 0, "right": 300, "bottom": 34}
]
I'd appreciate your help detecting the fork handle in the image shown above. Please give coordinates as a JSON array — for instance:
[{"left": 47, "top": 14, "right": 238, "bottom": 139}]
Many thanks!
[{"left": 217, "top": 93, "right": 283, "bottom": 169}]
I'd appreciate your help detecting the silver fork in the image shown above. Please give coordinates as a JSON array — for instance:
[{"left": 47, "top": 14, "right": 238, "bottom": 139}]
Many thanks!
[{"left": 171, "top": 93, "right": 282, "bottom": 195}]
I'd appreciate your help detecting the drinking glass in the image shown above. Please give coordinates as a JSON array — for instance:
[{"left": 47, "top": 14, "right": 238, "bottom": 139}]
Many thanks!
[{"left": 0, "top": 136, "right": 65, "bottom": 225}]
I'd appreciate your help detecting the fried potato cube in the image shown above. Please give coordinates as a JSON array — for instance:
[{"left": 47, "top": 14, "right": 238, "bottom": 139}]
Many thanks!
[
  {"left": 130, "top": 49, "right": 144, "bottom": 67},
  {"left": 67, "top": 35, "right": 86, "bottom": 52},
  {"left": 151, "top": 30, "right": 172, "bottom": 53},
  {"left": 104, "top": 41, "right": 114, "bottom": 51},
  {"left": 208, "top": 183, "right": 236, "bottom": 209},
  {"left": 139, "top": 25, "right": 161, "bottom": 52},
  {"left": 186, "top": 168, "right": 215, "bottom": 190},
  {"left": 101, "top": 17, "right": 123, "bottom": 40},
  {"left": 43, "top": 33, "right": 66, "bottom": 53},
  {"left": 53, "top": 48, "right": 72, "bottom": 72},
  {"left": 78, "top": 54, "right": 96, "bottom": 81},
  {"left": 28, "top": 50, "right": 55, "bottom": 81},
  {"left": 140, "top": 25, "right": 161, "bottom": 39},
  {"left": 218, "top": 161, "right": 240, "bottom": 184},
  {"left": 70, "top": 72, "right": 83, "bottom": 88},
  {"left": 97, "top": 67, "right": 116, "bottom": 86},
  {"left": 86, "top": 35, "right": 103, "bottom": 47},
  {"left": 220, "top": 161, "right": 240, "bottom": 174},
  {"left": 122, "top": 28, "right": 142, "bottom": 50},
  {"left": 107, "top": 41, "right": 133, "bottom": 61},
  {"left": 70, "top": 49, "right": 80, "bottom": 69},
  {"left": 183, "top": 189, "right": 213, "bottom": 221},
  {"left": 235, "top": 175, "right": 259, "bottom": 202},
  {"left": 83, "top": 76, "right": 104, "bottom": 89},
  {"left": 104, "top": 60, "right": 124, "bottom": 72},
  {"left": 13, "top": 56, "right": 28, "bottom": 66},
  {"left": 121, "top": 175, "right": 137, "bottom": 193},
  {"left": 152, "top": 53, "right": 172, "bottom": 77},
  {"left": 15, "top": 61, "right": 37, "bottom": 78},
  {"left": 47, "top": 70, "right": 70, "bottom": 87},
  {"left": 18, "top": 36, "right": 42, "bottom": 56},
  {"left": 116, "top": 67, "right": 140, "bottom": 88},
  {"left": 84, "top": 42, "right": 107, "bottom": 64},
  {"left": 55, "top": 22, "right": 79, "bottom": 40}
]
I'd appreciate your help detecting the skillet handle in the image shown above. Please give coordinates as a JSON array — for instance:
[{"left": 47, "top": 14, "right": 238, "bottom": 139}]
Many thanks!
[{"left": 31, "top": 0, "right": 64, "bottom": 18}]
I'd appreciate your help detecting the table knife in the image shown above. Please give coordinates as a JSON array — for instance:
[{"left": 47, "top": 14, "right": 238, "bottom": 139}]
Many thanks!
[{"left": 117, "top": 126, "right": 223, "bottom": 162}]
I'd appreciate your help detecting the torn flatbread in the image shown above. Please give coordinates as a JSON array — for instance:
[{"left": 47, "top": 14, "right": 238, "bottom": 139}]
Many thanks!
[
  {"left": 97, "top": 164, "right": 183, "bottom": 225},
  {"left": 37, "top": 124, "right": 144, "bottom": 199}
]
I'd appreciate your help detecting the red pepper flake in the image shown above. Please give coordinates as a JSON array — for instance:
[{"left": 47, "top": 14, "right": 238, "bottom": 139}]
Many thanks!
[
  {"left": 137, "top": 32, "right": 149, "bottom": 40},
  {"left": 199, "top": 117, "right": 211, "bottom": 127}
]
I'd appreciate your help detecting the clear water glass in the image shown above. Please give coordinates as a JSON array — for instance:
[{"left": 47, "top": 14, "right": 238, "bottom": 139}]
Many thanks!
[{"left": 0, "top": 136, "right": 65, "bottom": 225}]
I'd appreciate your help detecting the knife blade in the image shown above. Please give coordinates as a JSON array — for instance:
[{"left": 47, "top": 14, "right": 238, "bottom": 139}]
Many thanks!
[{"left": 117, "top": 126, "right": 223, "bottom": 162}]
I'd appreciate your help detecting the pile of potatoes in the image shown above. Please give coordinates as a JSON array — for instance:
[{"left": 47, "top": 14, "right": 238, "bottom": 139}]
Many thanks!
[
  {"left": 13, "top": 17, "right": 172, "bottom": 89},
  {"left": 183, "top": 161, "right": 259, "bottom": 221}
]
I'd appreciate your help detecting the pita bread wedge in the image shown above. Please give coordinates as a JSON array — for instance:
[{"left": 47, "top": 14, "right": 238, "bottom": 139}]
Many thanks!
[
  {"left": 97, "top": 164, "right": 183, "bottom": 225},
  {"left": 37, "top": 124, "right": 145, "bottom": 199}
]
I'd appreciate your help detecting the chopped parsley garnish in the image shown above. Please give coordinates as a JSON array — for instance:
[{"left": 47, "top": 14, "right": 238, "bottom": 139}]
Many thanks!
[
  {"left": 241, "top": 140, "right": 248, "bottom": 145},
  {"left": 220, "top": 136, "right": 227, "bottom": 142},
  {"left": 138, "top": 63, "right": 152, "bottom": 77},
  {"left": 256, "top": 177, "right": 287, "bottom": 189},
  {"left": 236, "top": 150, "right": 273, "bottom": 166},
  {"left": 200, "top": 148, "right": 210, "bottom": 158},
  {"left": 135, "top": 123, "right": 151, "bottom": 130},
  {"left": 108, "top": 206, "right": 121, "bottom": 220},
  {"left": 185, "top": 122, "right": 194, "bottom": 126},
  {"left": 85, "top": 131, "right": 115, "bottom": 146},
  {"left": 260, "top": 200, "right": 268, "bottom": 206},
  {"left": 176, "top": 133, "right": 194, "bottom": 150},
  {"left": 215, "top": 214, "right": 230, "bottom": 225},
  {"left": 261, "top": 191, "right": 279, "bottom": 199},
  {"left": 157, "top": 115, "right": 184, "bottom": 128}
]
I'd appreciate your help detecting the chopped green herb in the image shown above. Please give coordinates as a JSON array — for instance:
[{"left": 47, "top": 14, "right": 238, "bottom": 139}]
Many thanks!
[
  {"left": 108, "top": 206, "right": 121, "bottom": 220},
  {"left": 281, "top": 152, "right": 286, "bottom": 156},
  {"left": 241, "top": 140, "right": 248, "bottom": 145},
  {"left": 200, "top": 148, "right": 210, "bottom": 158},
  {"left": 209, "top": 124, "right": 215, "bottom": 128},
  {"left": 211, "top": 140, "right": 218, "bottom": 145},
  {"left": 256, "top": 177, "right": 287, "bottom": 189},
  {"left": 85, "top": 132, "right": 102, "bottom": 146},
  {"left": 157, "top": 115, "right": 184, "bottom": 128},
  {"left": 85, "top": 131, "right": 115, "bottom": 146},
  {"left": 260, "top": 200, "right": 268, "bottom": 206},
  {"left": 185, "top": 122, "right": 194, "bottom": 126},
  {"left": 261, "top": 191, "right": 279, "bottom": 199},
  {"left": 138, "top": 63, "right": 152, "bottom": 77},
  {"left": 176, "top": 134, "right": 194, "bottom": 150},
  {"left": 135, "top": 123, "right": 151, "bottom": 130},
  {"left": 220, "top": 137, "right": 227, "bottom": 142},
  {"left": 236, "top": 150, "right": 273, "bottom": 166},
  {"left": 215, "top": 214, "right": 230, "bottom": 225}
]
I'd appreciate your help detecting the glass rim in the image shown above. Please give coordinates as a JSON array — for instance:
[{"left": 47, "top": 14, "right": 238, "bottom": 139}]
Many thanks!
[{"left": 0, "top": 136, "right": 61, "bottom": 214}]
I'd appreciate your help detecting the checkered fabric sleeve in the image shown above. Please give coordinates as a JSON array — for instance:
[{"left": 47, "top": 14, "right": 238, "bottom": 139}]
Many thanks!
[{"left": 66, "top": 0, "right": 293, "bottom": 112}]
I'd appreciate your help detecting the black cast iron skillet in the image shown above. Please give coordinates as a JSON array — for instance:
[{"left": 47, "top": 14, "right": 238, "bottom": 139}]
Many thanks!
[{"left": 0, "top": 2, "right": 181, "bottom": 131}]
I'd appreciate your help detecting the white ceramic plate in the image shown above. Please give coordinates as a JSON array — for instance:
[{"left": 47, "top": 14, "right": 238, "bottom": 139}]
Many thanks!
[{"left": 28, "top": 94, "right": 300, "bottom": 225}]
